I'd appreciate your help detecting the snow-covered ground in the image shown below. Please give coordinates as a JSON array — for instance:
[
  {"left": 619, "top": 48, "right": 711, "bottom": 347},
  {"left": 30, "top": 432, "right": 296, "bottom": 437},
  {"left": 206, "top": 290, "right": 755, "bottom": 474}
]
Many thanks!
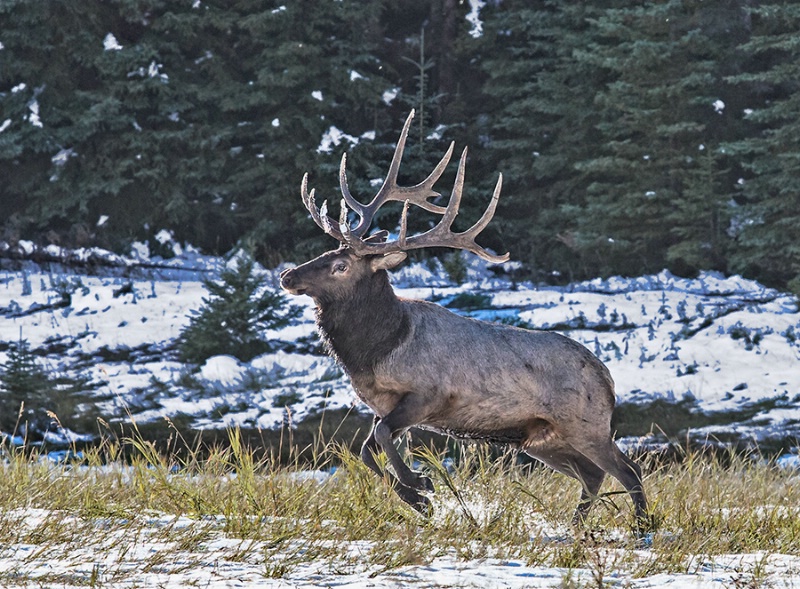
[
  {"left": 0, "top": 242, "right": 799, "bottom": 449},
  {"left": 3, "top": 499, "right": 800, "bottom": 589},
  {"left": 1, "top": 242, "right": 798, "bottom": 450},
  {"left": 2, "top": 243, "right": 800, "bottom": 588}
]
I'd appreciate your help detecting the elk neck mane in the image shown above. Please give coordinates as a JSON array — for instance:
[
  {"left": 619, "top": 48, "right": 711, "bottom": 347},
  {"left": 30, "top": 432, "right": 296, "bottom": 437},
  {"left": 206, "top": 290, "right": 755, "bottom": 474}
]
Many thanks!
[{"left": 314, "top": 268, "right": 410, "bottom": 376}]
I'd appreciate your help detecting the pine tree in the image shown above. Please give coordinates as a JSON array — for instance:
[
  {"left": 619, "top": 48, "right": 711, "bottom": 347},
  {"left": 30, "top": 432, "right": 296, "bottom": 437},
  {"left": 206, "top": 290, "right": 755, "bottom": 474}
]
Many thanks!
[
  {"left": 0, "top": 337, "right": 105, "bottom": 439},
  {"left": 178, "top": 252, "right": 302, "bottom": 364},
  {"left": 0, "top": 339, "right": 55, "bottom": 437},
  {"left": 724, "top": 4, "right": 800, "bottom": 293},
  {"left": 0, "top": 0, "right": 401, "bottom": 260},
  {"left": 474, "top": 1, "right": 631, "bottom": 279},
  {"left": 567, "top": 0, "right": 748, "bottom": 278}
]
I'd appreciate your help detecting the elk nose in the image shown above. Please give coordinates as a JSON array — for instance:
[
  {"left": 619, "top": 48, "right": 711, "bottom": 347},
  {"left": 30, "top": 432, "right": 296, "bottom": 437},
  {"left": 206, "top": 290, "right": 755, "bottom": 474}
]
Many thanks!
[{"left": 279, "top": 268, "right": 296, "bottom": 290}]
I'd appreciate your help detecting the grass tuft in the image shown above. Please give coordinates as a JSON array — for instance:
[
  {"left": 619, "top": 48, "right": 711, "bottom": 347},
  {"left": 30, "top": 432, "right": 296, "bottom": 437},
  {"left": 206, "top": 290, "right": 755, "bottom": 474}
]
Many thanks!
[{"left": 1, "top": 420, "right": 800, "bottom": 586}]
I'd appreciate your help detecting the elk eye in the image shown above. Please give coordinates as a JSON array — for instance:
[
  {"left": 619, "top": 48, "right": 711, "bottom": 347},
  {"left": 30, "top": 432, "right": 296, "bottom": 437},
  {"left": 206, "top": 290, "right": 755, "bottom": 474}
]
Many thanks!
[{"left": 333, "top": 262, "right": 348, "bottom": 274}]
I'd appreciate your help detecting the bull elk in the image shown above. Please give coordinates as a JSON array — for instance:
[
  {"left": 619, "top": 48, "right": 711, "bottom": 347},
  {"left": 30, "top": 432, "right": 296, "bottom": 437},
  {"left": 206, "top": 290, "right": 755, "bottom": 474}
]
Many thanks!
[{"left": 280, "top": 111, "right": 649, "bottom": 530}]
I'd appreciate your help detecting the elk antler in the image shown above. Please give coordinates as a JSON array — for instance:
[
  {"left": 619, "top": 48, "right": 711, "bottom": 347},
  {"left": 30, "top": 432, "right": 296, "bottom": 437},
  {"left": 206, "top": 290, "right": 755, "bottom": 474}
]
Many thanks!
[
  {"left": 301, "top": 110, "right": 509, "bottom": 264},
  {"left": 301, "top": 110, "right": 450, "bottom": 241}
]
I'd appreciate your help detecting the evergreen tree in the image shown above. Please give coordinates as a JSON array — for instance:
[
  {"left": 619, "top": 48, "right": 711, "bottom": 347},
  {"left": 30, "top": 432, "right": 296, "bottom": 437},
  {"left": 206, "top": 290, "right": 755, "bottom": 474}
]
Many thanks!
[
  {"left": 475, "top": 1, "right": 622, "bottom": 279},
  {"left": 724, "top": 4, "right": 800, "bottom": 293},
  {"left": 4, "top": 0, "right": 800, "bottom": 292},
  {"left": 568, "top": 1, "right": 748, "bottom": 278},
  {"left": 178, "top": 252, "right": 302, "bottom": 364},
  {"left": 0, "top": 337, "right": 105, "bottom": 439},
  {"left": 0, "top": 339, "right": 54, "bottom": 436},
  {"left": 0, "top": 0, "right": 232, "bottom": 251},
  {"left": 0, "top": 0, "right": 400, "bottom": 261}
]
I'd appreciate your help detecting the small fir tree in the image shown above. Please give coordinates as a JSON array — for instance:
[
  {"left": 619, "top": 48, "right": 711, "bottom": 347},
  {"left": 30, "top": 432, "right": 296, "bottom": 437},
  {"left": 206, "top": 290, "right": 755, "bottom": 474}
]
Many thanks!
[
  {"left": 178, "top": 253, "right": 302, "bottom": 364},
  {"left": 0, "top": 339, "right": 55, "bottom": 437}
]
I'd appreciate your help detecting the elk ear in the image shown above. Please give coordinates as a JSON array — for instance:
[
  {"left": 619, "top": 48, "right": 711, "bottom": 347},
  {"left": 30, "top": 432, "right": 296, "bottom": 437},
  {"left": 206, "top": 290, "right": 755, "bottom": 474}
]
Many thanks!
[{"left": 370, "top": 252, "right": 407, "bottom": 272}]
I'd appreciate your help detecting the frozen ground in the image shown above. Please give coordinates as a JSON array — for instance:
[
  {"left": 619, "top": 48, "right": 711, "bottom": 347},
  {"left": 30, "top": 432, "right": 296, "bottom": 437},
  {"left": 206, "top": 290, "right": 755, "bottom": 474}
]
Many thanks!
[
  {"left": 3, "top": 499, "right": 800, "bottom": 589},
  {"left": 2, "top": 243, "right": 800, "bottom": 588},
  {"left": 0, "top": 241, "right": 798, "bottom": 449}
]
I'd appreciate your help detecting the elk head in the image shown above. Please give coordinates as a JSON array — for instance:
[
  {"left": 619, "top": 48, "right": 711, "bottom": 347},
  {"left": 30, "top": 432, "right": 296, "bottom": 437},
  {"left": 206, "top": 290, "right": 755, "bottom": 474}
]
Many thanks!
[{"left": 280, "top": 110, "right": 509, "bottom": 303}]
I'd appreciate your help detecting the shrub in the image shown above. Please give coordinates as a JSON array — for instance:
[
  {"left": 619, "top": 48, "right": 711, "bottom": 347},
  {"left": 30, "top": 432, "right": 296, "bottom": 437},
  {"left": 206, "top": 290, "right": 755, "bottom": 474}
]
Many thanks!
[
  {"left": 441, "top": 252, "right": 468, "bottom": 284},
  {"left": 178, "top": 252, "right": 302, "bottom": 364},
  {"left": 444, "top": 292, "right": 492, "bottom": 311}
]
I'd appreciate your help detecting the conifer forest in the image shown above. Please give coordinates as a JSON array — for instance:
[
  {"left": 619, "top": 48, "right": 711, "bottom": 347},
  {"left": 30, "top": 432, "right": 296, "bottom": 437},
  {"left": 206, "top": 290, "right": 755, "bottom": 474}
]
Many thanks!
[{"left": 1, "top": 0, "right": 798, "bottom": 292}]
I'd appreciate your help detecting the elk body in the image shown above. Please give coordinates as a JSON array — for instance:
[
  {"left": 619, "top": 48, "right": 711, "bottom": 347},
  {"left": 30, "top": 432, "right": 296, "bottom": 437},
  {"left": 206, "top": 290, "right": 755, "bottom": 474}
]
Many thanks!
[{"left": 280, "top": 111, "right": 648, "bottom": 529}]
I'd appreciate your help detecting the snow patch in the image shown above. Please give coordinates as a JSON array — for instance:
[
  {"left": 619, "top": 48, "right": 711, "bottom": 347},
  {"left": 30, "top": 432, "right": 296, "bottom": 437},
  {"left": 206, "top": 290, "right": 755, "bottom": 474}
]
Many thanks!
[
  {"left": 382, "top": 87, "right": 399, "bottom": 105},
  {"left": 103, "top": 33, "right": 123, "bottom": 51},
  {"left": 466, "top": 0, "right": 486, "bottom": 38},
  {"left": 51, "top": 148, "right": 76, "bottom": 166},
  {"left": 198, "top": 355, "right": 247, "bottom": 387},
  {"left": 28, "top": 99, "right": 43, "bottom": 128},
  {"left": 317, "top": 126, "right": 358, "bottom": 154}
]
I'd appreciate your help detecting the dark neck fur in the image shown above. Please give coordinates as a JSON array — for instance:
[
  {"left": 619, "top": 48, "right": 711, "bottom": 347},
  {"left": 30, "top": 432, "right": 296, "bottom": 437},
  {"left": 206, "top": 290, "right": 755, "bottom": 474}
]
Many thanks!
[{"left": 315, "top": 271, "right": 409, "bottom": 376}]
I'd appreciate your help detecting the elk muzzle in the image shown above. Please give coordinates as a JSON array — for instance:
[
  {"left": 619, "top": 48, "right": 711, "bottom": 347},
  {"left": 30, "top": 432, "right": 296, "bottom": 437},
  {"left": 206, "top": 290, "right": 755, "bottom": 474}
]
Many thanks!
[{"left": 279, "top": 268, "right": 305, "bottom": 296}]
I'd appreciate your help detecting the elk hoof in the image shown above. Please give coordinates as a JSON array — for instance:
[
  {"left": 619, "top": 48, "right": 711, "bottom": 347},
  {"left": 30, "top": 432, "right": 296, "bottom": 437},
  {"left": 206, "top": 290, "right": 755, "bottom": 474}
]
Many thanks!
[
  {"left": 414, "top": 474, "right": 435, "bottom": 493},
  {"left": 411, "top": 493, "right": 432, "bottom": 517},
  {"left": 397, "top": 485, "right": 433, "bottom": 517}
]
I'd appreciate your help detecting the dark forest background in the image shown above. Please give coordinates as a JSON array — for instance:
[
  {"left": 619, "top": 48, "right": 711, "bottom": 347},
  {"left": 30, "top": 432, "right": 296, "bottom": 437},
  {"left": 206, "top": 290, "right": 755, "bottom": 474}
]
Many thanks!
[{"left": 1, "top": 0, "right": 798, "bottom": 292}]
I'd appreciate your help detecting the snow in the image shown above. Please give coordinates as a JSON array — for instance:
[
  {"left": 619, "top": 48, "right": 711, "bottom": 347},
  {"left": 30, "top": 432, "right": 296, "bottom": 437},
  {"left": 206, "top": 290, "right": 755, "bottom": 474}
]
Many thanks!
[
  {"left": 382, "top": 87, "right": 399, "bottom": 105},
  {"left": 1, "top": 246, "right": 800, "bottom": 587},
  {"left": 0, "top": 246, "right": 797, "bottom": 450},
  {"left": 466, "top": 0, "right": 486, "bottom": 38},
  {"left": 103, "top": 32, "right": 122, "bottom": 51},
  {"left": 318, "top": 126, "right": 359, "bottom": 154},
  {"left": 3, "top": 505, "right": 800, "bottom": 588},
  {"left": 128, "top": 61, "right": 168, "bottom": 81},
  {"left": 51, "top": 147, "right": 76, "bottom": 166},
  {"left": 198, "top": 355, "right": 247, "bottom": 386},
  {"left": 27, "top": 99, "right": 43, "bottom": 128}
]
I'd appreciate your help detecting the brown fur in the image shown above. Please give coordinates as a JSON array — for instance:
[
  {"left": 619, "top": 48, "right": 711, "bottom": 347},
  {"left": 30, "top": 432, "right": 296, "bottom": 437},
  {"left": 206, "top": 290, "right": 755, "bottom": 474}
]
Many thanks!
[{"left": 281, "top": 247, "right": 649, "bottom": 530}]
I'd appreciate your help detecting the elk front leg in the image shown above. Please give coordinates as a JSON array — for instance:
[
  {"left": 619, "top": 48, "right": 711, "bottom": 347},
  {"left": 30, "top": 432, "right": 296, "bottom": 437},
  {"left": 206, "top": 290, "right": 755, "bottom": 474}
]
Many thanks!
[
  {"left": 361, "top": 424, "right": 431, "bottom": 514},
  {"left": 372, "top": 397, "right": 435, "bottom": 494}
]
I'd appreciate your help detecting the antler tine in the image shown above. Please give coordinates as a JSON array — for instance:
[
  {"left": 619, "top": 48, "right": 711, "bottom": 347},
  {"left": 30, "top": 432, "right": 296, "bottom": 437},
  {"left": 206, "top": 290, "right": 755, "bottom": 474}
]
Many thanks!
[
  {"left": 301, "top": 173, "right": 345, "bottom": 242},
  {"left": 454, "top": 173, "right": 510, "bottom": 263},
  {"left": 408, "top": 140, "right": 454, "bottom": 214},
  {"left": 438, "top": 146, "right": 469, "bottom": 232},
  {"left": 468, "top": 173, "right": 504, "bottom": 238},
  {"left": 398, "top": 200, "right": 410, "bottom": 248},
  {"left": 338, "top": 152, "right": 362, "bottom": 217},
  {"left": 339, "top": 110, "right": 453, "bottom": 238},
  {"left": 403, "top": 147, "right": 509, "bottom": 263}
]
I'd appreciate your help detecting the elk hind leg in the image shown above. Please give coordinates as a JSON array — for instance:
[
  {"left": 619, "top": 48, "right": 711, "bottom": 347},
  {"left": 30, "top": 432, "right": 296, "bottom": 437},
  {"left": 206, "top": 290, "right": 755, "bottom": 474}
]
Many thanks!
[
  {"left": 525, "top": 444, "right": 606, "bottom": 526},
  {"left": 571, "top": 438, "right": 650, "bottom": 532}
]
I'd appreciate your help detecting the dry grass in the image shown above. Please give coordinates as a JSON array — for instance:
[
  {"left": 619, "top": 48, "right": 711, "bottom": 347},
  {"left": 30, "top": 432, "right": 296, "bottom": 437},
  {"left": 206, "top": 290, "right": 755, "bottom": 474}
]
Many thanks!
[{"left": 1, "top": 420, "right": 799, "bottom": 587}]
